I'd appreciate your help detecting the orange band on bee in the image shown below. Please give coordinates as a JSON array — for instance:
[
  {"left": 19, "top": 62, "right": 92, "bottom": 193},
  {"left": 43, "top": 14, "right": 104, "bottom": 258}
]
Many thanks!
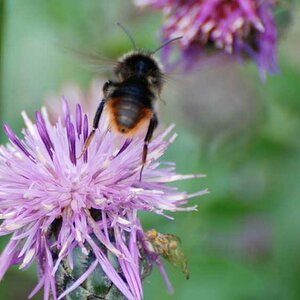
[{"left": 106, "top": 98, "right": 153, "bottom": 136}]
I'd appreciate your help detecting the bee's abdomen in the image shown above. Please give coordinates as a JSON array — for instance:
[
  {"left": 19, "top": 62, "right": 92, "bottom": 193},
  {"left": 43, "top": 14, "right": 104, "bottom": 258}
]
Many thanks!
[
  {"left": 116, "top": 99, "right": 142, "bottom": 129},
  {"left": 108, "top": 97, "right": 152, "bottom": 134}
]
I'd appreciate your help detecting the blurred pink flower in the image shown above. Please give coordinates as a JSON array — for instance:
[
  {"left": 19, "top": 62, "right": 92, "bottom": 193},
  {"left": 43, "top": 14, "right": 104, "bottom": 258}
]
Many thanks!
[
  {"left": 135, "top": 0, "right": 278, "bottom": 80},
  {"left": 45, "top": 78, "right": 104, "bottom": 124}
]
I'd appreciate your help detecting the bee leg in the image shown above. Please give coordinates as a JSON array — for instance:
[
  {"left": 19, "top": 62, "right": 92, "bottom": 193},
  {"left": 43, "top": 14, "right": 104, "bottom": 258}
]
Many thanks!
[
  {"left": 139, "top": 114, "right": 158, "bottom": 181},
  {"left": 78, "top": 99, "right": 105, "bottom": 159}
]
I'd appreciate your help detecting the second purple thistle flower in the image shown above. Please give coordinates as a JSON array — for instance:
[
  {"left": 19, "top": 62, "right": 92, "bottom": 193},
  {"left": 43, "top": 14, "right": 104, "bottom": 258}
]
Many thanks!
[{"left": 135, "top": 0, "right": 279, "bottom": 80}]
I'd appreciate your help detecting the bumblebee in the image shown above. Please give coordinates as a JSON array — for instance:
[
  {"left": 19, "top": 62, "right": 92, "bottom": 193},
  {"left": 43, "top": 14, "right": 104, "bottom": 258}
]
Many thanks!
[{"left": 80, "top": 24, "right": 181, "bottom": 180}]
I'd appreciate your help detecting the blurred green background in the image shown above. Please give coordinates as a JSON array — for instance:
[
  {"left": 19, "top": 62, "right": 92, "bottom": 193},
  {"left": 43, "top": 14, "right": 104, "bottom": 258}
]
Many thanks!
[{"left": 0, "top": 1, "right": 300, "bottom": 299}]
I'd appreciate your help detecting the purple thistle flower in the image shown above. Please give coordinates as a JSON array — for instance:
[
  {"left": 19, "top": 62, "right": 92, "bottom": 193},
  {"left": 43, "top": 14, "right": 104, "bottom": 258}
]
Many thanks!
[
  {"left": 135, "top": 0, "right": 278, "bottom": 80},
  {"left": 0, "top": 100, "right": 207, "bottom": 300}
]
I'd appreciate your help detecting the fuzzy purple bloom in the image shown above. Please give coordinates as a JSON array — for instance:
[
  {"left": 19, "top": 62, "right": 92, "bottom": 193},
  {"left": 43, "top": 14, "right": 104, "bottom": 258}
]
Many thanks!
[
  {"left": 0, "top": 101, "right": 207, "bottom": 300},
  {"left": 135, "top": 0, "right": 278, "bottom": 80}
]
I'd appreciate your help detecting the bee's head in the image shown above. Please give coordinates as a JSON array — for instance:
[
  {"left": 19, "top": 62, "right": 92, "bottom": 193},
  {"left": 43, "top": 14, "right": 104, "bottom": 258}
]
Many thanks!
[
  {"left": 114, "top": 52, "right": 164, "bottom": 91},
  {"left": 114, "top": 23, "right": 181, "bottom": 92}
]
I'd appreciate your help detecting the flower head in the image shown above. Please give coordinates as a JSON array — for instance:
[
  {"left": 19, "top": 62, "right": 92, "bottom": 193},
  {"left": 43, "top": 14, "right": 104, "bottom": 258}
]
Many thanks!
[
  {"left": 0, "top": 100, "right": 207, "bottom": 299},
  {"left": 135, "top": 0, "right": 279, "bottom": 80}
]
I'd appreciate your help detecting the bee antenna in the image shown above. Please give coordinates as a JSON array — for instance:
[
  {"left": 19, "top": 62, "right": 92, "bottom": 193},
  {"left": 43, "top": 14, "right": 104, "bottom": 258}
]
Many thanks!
[
  {"left": 117, "top": 22, "right": 138, "bottom": 50},
  {"left": 152, "top": 36, "right": 183, "bottom": 54}
]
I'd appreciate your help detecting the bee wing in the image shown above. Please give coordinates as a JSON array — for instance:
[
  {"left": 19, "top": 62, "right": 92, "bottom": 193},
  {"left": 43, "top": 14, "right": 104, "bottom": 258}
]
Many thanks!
[
  {"left": 159, "top": 72, "right": 188, "bottom": 106},
  {"left": 60, "top": 43, "right": 117, "bottom": 75},
  {"left": 160, "top": 61, "right": 221, "bottom": 104}
]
